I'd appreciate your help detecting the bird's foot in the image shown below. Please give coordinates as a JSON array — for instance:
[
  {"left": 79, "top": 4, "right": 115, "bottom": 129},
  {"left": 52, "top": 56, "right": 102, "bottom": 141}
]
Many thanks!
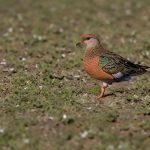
[
  {"left": 96, "top": 95, "right": 103, "bottom": 100},
  {"left": 95, "top": 82, "right": 108, "bottom": 101},
  {"left": 95, "top": 87, "right": 105, "bottom": 100}
]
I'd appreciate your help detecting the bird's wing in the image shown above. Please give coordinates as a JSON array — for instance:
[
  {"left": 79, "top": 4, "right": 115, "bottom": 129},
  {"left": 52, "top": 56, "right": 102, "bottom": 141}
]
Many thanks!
[{"left": 99, "top": 51, "right": 148, "bottom": 78}]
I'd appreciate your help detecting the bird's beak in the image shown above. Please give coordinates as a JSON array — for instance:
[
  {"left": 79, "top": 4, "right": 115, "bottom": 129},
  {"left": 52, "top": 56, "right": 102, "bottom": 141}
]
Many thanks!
[
  {"left": 76, "top": 41, "right": 84, "bottom": 48},
  {"left": 76, "top": 42, "right": 82, "bottom": 48}
]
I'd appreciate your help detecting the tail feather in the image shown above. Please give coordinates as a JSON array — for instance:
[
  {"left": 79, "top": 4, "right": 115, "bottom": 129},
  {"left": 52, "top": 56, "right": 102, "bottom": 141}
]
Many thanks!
[
  {"left": 132, "top": 64, "right": 150, "bottom": 76},
  {"left": 136, "top": 64, "right": 150, "bottom": 69},
  {"left": 127, "top": 64, "right": 150, "bottom": 76}
]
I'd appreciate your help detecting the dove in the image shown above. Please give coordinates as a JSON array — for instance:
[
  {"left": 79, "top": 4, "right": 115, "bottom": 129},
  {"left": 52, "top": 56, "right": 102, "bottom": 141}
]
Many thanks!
[{"left": 76, "top": 34, "right": 149, "bottom": 100}]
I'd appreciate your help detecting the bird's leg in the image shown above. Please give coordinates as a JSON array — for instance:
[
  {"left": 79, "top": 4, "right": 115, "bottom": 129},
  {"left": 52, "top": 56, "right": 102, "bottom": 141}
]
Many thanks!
[{"left": 96, "top": 82, "right": 108, "bottom": 100}]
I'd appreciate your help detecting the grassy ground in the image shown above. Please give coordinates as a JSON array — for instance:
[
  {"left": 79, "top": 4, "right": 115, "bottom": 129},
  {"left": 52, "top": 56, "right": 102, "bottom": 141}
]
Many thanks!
[{"left": 0, "top": 0, "right": 150, "bottom": 149}]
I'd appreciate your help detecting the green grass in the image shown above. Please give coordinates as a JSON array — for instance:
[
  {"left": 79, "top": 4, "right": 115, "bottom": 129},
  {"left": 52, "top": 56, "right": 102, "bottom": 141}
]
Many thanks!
[{"left": 0, "top": 0, "right": 150, "bottom": 149}]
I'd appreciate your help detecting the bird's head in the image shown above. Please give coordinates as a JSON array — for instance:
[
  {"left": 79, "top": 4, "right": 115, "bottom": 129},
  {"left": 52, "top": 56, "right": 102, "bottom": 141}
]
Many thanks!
[{"left": 76, "top": 34, "right": 100, "bottom": 49}]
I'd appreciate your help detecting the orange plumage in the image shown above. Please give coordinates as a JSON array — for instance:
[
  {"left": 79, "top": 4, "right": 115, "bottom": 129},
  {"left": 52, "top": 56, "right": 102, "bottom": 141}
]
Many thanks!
[{"left": 83, "top": 56, "right": 113, "bottom": 80}]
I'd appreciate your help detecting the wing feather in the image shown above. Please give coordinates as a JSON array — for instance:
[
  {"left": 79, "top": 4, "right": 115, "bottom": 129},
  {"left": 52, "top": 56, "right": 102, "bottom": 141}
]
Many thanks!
[{"left": 99, "top": 51, "right": 149, "bottom": 77}]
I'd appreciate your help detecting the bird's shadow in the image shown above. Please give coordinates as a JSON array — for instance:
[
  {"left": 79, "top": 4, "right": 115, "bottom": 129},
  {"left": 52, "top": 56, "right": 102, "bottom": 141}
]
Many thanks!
[{"left": 103, "top": 93, "right": 114, "bottom": 97}]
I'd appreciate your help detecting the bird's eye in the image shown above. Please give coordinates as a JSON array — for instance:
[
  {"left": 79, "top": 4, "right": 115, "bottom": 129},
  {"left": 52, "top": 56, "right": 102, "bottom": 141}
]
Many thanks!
[{"left": 85, "top": 37, "right": 91, "bottom": 40}]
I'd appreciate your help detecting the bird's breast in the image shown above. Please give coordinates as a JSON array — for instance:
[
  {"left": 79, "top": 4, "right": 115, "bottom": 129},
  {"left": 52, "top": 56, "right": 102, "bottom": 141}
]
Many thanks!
[{"left": 83, "top": 57, "right": 113, "bottom": 80}]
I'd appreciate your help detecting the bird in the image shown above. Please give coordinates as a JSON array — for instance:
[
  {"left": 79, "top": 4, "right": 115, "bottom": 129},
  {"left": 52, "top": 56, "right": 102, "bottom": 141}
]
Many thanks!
[{"left": 76, "top": 34, "right": 150, "bottom": 100}]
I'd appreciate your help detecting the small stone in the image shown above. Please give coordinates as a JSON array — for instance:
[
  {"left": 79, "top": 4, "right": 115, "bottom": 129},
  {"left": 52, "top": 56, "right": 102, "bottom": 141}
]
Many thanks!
[
  {"left": 26, "top": 81, "right": 29, "bottom": 84},
  {"left": 83, "top": 93, "right": 88, "bottom": 97},
  {"left": 74, "top": 75, "right": 80, "bottom": 78},
  {"left": 22, "top": 138, "right": 30, "bottom": 144},
  {"left": 61, "top": 54, "right": 66, "bottom": 58},
  {"left": 80, "top": 131, "right": 88, "bottom": 138},
  {"left": 24, "top": 87, "right": 28, "bottom": 90},
  {"left": 0, "top": 128, "right": 5, "bottom": 133},
  {"left": 49, "top": 116, "right": 54, "bottom": 120},
  {"left": 87, "top": 107, "right": 92, "bottom": 110},
  {"left": 39, "top": 86, "right": 43, "bottom": 90},
  {"left": 59, "top": 28, "right": 64, "bottom": 33},
  {"left": 0, "top": 59, "right": 6, "bottom": 65},
  {"left": 9, "top": 68, "right": 15, "bottom": 72},
  {"left": 35, "top": 64, "right": 38, "bottom": 68},
  {"left": 22, "top": 58, "right": 26, "bottom": 61},
  {"left": 125, "top": 9, "right": 132, "bottom": 16},
  {"left": 63, "top": 114, "right": 67, "bottom": 119},
  {"left": 8, "top": 27, "right": 13, "bottom": 33}
]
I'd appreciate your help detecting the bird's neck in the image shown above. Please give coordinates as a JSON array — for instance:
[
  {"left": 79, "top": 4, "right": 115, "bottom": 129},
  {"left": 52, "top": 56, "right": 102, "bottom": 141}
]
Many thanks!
[{"left": 84, "top": 44, "right": 105, "bottom": 60}]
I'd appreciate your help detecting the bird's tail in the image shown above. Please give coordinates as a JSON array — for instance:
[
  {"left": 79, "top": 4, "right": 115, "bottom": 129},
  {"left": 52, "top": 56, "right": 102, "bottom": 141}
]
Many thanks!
[
  {"left": 141, "top": 64, "right": 150, "bottom": 75},
  {"left": 131, "top": 64, "right": 150, "bottom": 76},
  {"left": 140, "top": 65, "right": 150, "bottom": 75},
  {"left": 137, "top": 64, "right": 150, "bottom": 69}
]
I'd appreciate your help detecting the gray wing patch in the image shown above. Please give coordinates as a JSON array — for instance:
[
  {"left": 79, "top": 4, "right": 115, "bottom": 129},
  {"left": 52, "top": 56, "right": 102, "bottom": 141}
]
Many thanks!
[{"left": 112, "top": 72, "right": 124, "bottom": 78}]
